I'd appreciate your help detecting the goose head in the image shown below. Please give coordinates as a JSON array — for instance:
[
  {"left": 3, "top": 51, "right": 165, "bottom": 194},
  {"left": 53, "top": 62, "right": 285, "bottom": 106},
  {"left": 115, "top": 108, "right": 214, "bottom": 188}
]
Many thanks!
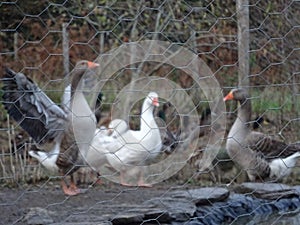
[
  {"left": 223, "top": 88, "right": 249, "bottom": 103},
  {"left": 145, "top": 92, "right": 159, "bottom": 108},
  {"left": 74, "top": 60, "right": 99, "bottom": 70},
  {"left": 70, "top": 60, "right": 99, "bottom": 92}
]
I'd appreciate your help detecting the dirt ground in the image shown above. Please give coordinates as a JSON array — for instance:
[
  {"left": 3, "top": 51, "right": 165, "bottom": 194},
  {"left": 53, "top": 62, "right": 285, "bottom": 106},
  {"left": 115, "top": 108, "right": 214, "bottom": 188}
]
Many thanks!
[
  {"left": 2, "top": 163, "right": 300, "bottom": 225},
  {"left": 0, "top": 178, "right": 195, "bottom": 225}
]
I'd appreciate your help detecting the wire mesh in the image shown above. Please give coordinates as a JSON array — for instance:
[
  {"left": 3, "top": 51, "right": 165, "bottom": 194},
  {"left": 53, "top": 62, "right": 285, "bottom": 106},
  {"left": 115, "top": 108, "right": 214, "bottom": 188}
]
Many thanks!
[{"left": 0, "top": 0, "right": 300, "bottom": 224}]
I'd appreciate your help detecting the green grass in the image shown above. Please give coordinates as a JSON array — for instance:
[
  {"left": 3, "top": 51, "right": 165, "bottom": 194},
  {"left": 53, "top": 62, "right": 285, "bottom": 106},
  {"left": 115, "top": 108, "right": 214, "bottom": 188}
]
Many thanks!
[{"left": 251, "top": 87, "right": 298, "bottom": 115}]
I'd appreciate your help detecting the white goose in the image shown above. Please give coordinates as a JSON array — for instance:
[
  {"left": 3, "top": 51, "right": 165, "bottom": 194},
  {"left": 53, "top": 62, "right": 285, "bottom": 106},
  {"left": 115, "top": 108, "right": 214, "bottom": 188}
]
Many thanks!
[
  {"left": 224, "top": 88, "right": 300, "bottom": 181},
  {"left": 107, "top": 92, "right": 162, "bottom": 186},
  {"left": 2, "top": 60, "right": 98, "bottom": 195},
  {"left": 85, "top": 119, "right": 128, "bottom": 172},
  {"left": 87, "top": 92, "right": 162, "bottom": 186},
  {"left": 108, "top": 118, "right": 129, "bottom": 138}
]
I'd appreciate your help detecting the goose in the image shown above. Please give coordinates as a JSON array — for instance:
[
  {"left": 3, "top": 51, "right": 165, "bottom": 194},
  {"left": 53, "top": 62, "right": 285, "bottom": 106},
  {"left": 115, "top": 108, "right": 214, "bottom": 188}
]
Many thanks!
[
  {"left": 62, "top": 85, "right": 104, "bottom": 123},
  {"left": 224, "top": 88, "right": 300, "bottom": 181},
  {"left": 107, "top": 118, "right": 129, "bottom": 138},
  {"left": 157, "top": 102, "right": 180, "bottom": 154},
  {"left": 252, "top": 116, "right": 275, "bottom": 132},
  {"left": 39, "top": 91, "right": 161, "bottom": 187},
  {"left": 157, "top": 102, "right": 170, "bottom": 122},
  {"left": 105, "top": 92, "right": 162, "bottom": 186},
  {"left": 95, "top": 92, "right": 104, "bottom": 123},
  {"left": 2, "top": 60, "right": 99, "bottom": 195},
  {"left": 85, "top": 119, "right": 128, "bottom": 172}
]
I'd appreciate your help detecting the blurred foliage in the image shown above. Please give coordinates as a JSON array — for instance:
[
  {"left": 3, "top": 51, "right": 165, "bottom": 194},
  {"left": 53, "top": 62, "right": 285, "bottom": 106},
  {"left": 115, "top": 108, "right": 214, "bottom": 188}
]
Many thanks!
[{"left": 0, "top": 0, "right": 299, "bottom": 127}]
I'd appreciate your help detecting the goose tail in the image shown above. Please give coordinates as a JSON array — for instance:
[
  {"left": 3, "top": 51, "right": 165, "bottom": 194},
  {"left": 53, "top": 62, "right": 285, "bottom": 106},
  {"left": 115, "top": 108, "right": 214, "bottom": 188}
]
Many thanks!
[
  {"left": 29, "top": 150, "right": 47, "bottom": 161},
  {"left": 29, "top": 150, "right": 59, "bottom": 173},
  {"left": 269, "top": 152, "right": 300, "bottom": 179}
]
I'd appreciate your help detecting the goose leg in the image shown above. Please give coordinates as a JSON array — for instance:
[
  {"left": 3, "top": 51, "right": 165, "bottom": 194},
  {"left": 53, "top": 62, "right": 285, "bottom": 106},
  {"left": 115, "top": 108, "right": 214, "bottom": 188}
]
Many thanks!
[
  {"left": 120, "top": 169, "right": 131, "bottom": 186},
  {"left": 137, "top": 169, "right": 152, "bottom": 188},
  {"left": 61, "top": 175, "right": 81, "bottom": 196},
  {"left": 69, "top": 175, "right": 81, "bottom": 192}
]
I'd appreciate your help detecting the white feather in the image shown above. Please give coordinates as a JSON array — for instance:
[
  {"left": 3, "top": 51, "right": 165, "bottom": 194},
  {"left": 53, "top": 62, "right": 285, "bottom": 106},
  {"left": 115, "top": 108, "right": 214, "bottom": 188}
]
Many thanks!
[
  {"left": 28, "top": 142, "right": 60, "bottom": 174},
  {"left": 61, "top": 84, "right": 71, "bottom": 111},
  {"left": 269, "top": 152, "right": 300, "bottom": 179}
]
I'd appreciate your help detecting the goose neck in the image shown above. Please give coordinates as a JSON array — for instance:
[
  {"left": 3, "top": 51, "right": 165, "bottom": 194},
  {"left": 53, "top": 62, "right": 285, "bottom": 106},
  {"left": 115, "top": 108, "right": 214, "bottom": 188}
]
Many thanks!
[
  {"left": 229, "top": 98, "right": 252, "bottom": 137},
  {"left": 227, "top": 97, "right": 252, "bottom": 146},
  {"left": 140, "top": 103, "right": 156, "bottom": 131},
  {"left": 71, "top": 69, "right": 85, "bottom": 98},
  {"left": 237, "top": 98, "right": 252, "bottom": 124}
]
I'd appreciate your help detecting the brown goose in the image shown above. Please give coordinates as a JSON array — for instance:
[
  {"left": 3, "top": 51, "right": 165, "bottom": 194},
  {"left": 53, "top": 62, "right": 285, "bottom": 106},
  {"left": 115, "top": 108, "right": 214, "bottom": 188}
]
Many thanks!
[
  {"left": 2, "top": 60, "right": 99, "bottom": 195},
  {"left": 224, "top": 88, "right": 300, "bottom": 181}
]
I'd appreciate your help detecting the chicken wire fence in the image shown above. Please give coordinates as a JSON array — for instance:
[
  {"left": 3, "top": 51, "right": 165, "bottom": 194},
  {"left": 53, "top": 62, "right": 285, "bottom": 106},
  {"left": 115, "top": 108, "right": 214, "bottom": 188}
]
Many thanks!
[{"left": 0, "top": 0, "right": 300, "bottom": 224}]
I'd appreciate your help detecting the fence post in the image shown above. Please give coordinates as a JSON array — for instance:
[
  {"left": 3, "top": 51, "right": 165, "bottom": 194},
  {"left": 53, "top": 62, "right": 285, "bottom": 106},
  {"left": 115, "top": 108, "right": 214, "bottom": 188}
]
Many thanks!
[
  {"left": 236, "top": 0, "right": 250, "bottom": 89},
  {"left": 62, "top": 23, "right": 69, "bottom": 78}
]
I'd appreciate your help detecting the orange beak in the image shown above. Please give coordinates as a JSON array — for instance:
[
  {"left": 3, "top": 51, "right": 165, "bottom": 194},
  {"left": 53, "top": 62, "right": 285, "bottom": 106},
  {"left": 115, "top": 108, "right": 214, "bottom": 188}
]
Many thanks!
[
  {"left": 87, "top": 61, "right": 100, "bottom": 69},
  {"left": 152, "top": 97, "right": 159, "bottom": 107},
  {"left": 223, "top": 91, "right": 234, "bottom": 101}
]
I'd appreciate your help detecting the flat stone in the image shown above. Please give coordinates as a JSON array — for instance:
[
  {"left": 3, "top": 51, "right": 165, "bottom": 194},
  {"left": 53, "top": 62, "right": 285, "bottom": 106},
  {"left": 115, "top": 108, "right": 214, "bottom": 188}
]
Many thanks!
[
  {"left": 65, "top": 214, "right": 111, "bottom": 223},
  {"left": 234, "top": 182, "right": 299, "bottom": 200},
  {"left": 111, "top": 213, "right": 144, "bottom": 225},
  {"left": 292, "top": 185, "right": 300, "bottom": 195},
  {"left": 23, "top": 207, "right": 54, "bottom": 225},
  {"left": 168, "top": 187, "right": 230, "bottom": 205},
  {"left": 128, "top": 207, "right": 170, "bottom": 222},
  {"left": 143, "top": 197, "right": 196, "bottom": 222}
]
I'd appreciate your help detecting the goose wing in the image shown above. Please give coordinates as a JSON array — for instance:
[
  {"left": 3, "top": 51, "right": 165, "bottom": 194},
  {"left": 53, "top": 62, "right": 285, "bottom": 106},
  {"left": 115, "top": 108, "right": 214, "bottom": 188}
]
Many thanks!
[
  {"left": 246, "top": 131, "right": 299, "bottom": 159},
  {"left": 2, "top": 68, "right": 67, "bottom": 144}
]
